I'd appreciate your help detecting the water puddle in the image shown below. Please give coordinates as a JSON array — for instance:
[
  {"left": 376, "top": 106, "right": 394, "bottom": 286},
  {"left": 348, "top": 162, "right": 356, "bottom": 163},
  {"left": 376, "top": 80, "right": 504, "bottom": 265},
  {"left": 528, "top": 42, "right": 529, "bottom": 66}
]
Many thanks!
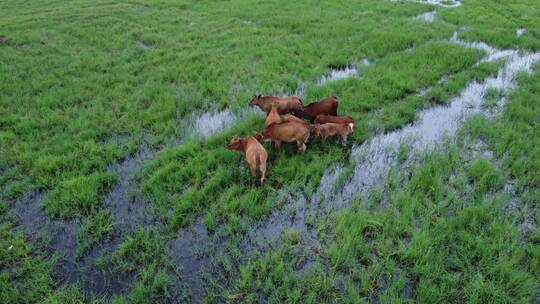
[
  {"left": 415, "top": 11, "right": 437, "bottom": 22},
  {"left": 318, "top": 66, "right": 358, "bottom": 85},
  {"left": 168, "top": 216, "right": 213, "bottom": 302},
  {"left": 317, "top": 60, "right": 369, "bottom": 86},
  {"left": 401, "top": 0, "right": 462, "bottom": 8},
  {"left": 185, "top": 107, "right": 263, "bottom": 139},
  {"left": 450, "top": 32, "right": 516, "bottom": 63},
  {"left": 135, "top": 39, "right": 153, "bottom": 50},
  {"left": 11, "top": 142, "right": 163, "bottom": 297},
  {"left": 105, "top": 144, "right": 158, "bottom": 233},
  {"left": 10, "top": 191, "right": 79, "bottom": 284}
]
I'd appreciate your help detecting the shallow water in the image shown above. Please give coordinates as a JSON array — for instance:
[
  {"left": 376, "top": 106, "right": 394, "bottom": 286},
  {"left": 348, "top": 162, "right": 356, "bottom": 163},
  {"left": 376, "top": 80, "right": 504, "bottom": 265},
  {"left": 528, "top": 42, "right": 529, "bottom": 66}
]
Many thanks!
[
  {"left": 135, "top": 39, "right": 153, "bottom": 49},
  {"left": 331, "top": 42, "right": 540, "bottom": 207},
  {"left": 186, "top": 107, "right": 263, "bottom": 139},
  {"left": 415, "top": 11, "right": 437, "bottom": 22},
  {"left": 318, "top": 66, "right": 359, "bottom": 85},
  {"left": 409, "top": 0, "right": 461, "bottom": 8},
  {"left": 167, "top": 34, "right": 540, "bottom": 300}
]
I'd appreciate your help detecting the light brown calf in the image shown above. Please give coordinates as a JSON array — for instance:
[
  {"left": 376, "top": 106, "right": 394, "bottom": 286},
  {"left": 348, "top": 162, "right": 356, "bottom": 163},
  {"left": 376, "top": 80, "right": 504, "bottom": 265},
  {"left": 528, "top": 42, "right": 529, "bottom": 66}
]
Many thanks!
[
  {"left": 313, "top": 122, "right": 354, "bottom": 143},
  {"left": 314, "top": 114, "right": 355, "bottom": 129},
  {"left": 249, "top": 95, "right": 303, "bottom": 114},
  {"left": 265, "top": 102, "right": 282, "bottom": 127},
  {"left": 255, "top": 122, "right": 310, "bottom": 153},
  {"left": 282, "top": 114, "right": 307, "bottom": 125},
  {"left": 228, "top": 136, "right": 268, "bottom": 185}
]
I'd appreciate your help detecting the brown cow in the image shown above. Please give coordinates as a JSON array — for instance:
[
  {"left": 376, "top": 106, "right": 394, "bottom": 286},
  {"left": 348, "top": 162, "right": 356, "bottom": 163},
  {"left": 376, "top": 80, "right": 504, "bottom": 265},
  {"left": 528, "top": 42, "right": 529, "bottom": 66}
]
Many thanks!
[
  {"left": 313, "top": 122, "right": 354, "bottom": 144},
  {"left": 282, "top": 114, "right": 307, "bottom": 125},
  {"left": 255, "top": 122, "right": 310, "bottom": 153},
  {"left": 265, "top": 102, "right": 282, "bottom": 128},
  {"left": 293, "top": 96, "right": 338, "bottom": 121},
  {"left": 249, "top": 95, "right": 303, "bottom": 114},
  {"left": 228, "top": 136, "right": 268, "bottom": 185},
  {"left": 314, "top": 114, "right": 355, "bottom": 129}
]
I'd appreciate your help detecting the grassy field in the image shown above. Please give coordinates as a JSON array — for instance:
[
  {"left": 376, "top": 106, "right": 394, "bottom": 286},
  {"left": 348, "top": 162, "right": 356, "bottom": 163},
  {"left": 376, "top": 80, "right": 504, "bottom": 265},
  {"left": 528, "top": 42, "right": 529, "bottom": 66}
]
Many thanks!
[{"left": 1, "top": 0, "right": 540, "bottom": 303}]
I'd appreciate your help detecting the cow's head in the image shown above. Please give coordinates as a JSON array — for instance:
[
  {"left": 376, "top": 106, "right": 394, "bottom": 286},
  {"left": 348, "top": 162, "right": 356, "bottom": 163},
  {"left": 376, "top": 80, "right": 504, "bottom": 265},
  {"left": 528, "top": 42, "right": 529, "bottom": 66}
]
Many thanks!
[
  {"left": 249, "top": 94, "right": 262, "bottom": 106},
  {"left": 311, "top": 124, "right": 322, "bottom": 137},
  {"left": 228, "top": 136, "right": 243, "bottom": 150},
  {"left": 254, "top": 131, "right": 264, "bottom": 140}
]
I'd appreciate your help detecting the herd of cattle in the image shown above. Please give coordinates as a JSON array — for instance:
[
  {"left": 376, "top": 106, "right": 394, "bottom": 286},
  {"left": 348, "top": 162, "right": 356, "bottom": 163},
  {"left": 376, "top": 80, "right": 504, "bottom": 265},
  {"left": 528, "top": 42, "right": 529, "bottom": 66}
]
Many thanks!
[{"left": 227, "top": 95, "right": 355, "bottom": 185}]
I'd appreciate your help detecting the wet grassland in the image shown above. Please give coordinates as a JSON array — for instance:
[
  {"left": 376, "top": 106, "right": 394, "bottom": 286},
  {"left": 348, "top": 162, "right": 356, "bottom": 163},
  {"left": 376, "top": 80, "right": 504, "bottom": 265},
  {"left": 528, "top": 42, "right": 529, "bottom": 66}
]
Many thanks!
[{"left": 1, "top": 0, "right": 540, "bottom": 302}]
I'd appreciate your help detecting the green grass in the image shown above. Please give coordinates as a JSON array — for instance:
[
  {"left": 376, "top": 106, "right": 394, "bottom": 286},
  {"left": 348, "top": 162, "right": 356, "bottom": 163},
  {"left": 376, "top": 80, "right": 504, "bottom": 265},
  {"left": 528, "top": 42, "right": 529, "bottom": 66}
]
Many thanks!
[
  {"left": 1, "top": 0, "right": 540, "bottom": 302},
  {"left": 77, "top": 209, "right": 115, "bottom": 257}
]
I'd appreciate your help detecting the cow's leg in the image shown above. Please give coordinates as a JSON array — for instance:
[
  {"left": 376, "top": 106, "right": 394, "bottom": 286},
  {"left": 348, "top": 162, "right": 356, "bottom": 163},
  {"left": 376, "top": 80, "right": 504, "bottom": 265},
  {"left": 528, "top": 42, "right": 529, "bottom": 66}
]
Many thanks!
[
  {"left": 296, "top": 140, "right": 305, "bottom": 153},
  {"left": 249, "top": 165, "right": 256, "bottom": 177},
  {"left": 259, "top": 162, "right": 266, "bottom": 185},
  {"left": 341, "top": 135, "right": 347, "bottom": 146},
  {"left": 274, "top": 141, "right": 281, "bottom": 150}
]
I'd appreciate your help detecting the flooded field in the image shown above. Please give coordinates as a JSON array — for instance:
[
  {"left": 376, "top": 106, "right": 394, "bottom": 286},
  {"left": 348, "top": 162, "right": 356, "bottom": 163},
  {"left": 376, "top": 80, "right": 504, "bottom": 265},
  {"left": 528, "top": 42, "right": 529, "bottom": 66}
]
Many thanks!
[{"left": 3, "top": 0, "right": 540, "bottom": 302}]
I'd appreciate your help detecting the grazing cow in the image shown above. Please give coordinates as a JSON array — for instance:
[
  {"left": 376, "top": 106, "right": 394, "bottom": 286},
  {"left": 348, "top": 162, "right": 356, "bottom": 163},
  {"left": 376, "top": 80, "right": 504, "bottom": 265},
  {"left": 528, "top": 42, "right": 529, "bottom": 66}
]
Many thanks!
[
  {"left": 314, "top": 114, "right": 355, "bottom": 129},
  {"left": 249, "top": 95, "right": 303, "bottom": 114},
  {"left": 282, "top": 114, "right": 307, "bottom": 125},
  {"left": 227, "top": 136, "right": 268, "bottom": 185},
  {"left": 313, "top": 122, "right": 354, "bottom": 144},
  {"left": 255, "top": 122, "right": 310, "bottom": 153},
  {"left": 293, "top": 96, "right": 338, "bottom": 121},
  {"left": 265, "top": 102, "right": 282, "bottom": 127}
]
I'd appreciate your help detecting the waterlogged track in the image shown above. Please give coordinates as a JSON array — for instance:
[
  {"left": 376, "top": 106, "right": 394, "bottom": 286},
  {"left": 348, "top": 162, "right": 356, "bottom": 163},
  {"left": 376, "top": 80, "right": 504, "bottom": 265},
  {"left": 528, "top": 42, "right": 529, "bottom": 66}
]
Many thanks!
[
  {"left": 168, "top": 33, "right": 540, "bottom": 300},
  {"left": 330, "top": 36, "right": 540, "bottom": 207},
  {"left": 268, "top": 34, "right": 540, "bottom": 252},
  {"left": 394, "top": 0, "right": 462, "bottom": 8}
]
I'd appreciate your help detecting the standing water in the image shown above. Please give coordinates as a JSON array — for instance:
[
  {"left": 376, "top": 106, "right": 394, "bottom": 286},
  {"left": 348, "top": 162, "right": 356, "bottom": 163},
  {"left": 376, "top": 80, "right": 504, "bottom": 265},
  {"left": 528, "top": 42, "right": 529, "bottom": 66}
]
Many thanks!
[
  {"left": 324, "top": 35, "right": 540, "bottom": 209},
  {"left": 415, "top": 11, "right": 437, "bottom": 22}
]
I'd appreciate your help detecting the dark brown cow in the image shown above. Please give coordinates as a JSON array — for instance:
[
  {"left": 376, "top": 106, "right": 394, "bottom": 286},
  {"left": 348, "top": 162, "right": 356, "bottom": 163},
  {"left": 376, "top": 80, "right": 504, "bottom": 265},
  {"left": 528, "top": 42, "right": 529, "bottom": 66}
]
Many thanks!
[
  {"left": 313, "top": 122, "right": 354, "bottom": 143},
  {"left": 293, "top": 96, "right": 338, "bottom": 121},
  {"left": 314, "top": 114, "right": 355, "bottom": 129},
  {"left": 228, "top": 136, "right": 268, "bottom": 185},
  {"left": 249, "top": 95, "right": 303, "bottom": 114},
  {"left": 255, "top": 122, "right": 310, "bottom": 153},
  {"left": 265, "top": 102, "right": 282, "bottom": 127}
]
